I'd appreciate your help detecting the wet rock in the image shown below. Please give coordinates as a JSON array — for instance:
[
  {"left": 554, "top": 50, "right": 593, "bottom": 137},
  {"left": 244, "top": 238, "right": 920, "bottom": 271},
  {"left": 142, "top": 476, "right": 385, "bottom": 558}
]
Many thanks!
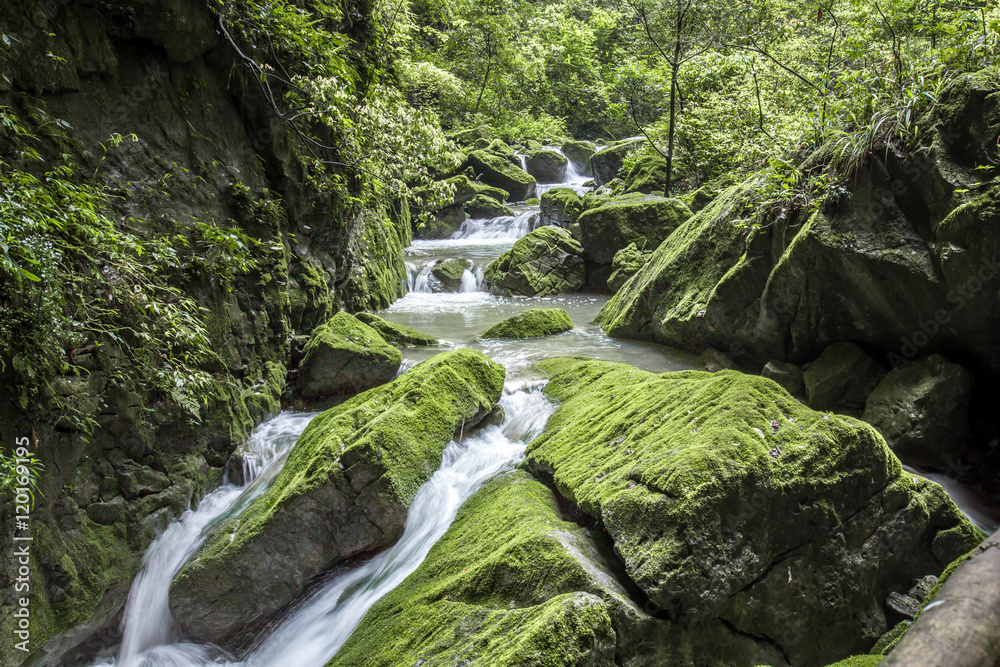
[
  {"left": 562, "top": 139, "right": 596, "bottom": 176},
  {"left": 762, "top": 359, "right": 805, "bottom": 396},
  {"left": 296, "top": 312, "right": 401, "bottom": 400},
  {"left": 484, "top": 226, "right": 586, "bottom": 297},
  {"left": 169, "top": 349, "right": 506, "bottom": 647},
  {"left": 803, "top": 342, "right": 886, "bottom": 412},
  {"left": 525, "top": 149, "right": 568, "bottom": 183},
  {"left": 464, "top": 150, "right": 537, "bottom": 201},
  {"left": 430, "top": 258, "right": 474, "bottom": 292},
  {"left": 354, "top": 312, "right": 437, "bottom": 347},
  {"left": 522, "top": 357, "right": 982, "bottom": 666},
  {"left": 465, "top": 194, "right": 512, "bottom": 219},
  {"left": 862, "top": 354, "right": 973, "bottom": 469},
  {"left": 480, "top": 308, "right": 574, "bottom": 339},
  {"left": 577, "top": 194, "right": 692, "bottom": 265},
  {"left": 886, "top": 592, "right": 923, "bottom": 619},
  {"left": 539, "top": 187, "right": 583, "bottom": 229}
]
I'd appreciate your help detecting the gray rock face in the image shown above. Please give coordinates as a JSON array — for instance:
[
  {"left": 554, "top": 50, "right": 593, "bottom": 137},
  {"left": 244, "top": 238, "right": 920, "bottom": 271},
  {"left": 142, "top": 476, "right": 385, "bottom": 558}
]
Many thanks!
[
  {"left": 296, "top": 312, "right": 401, "bottom": 400},
  {"left": 762, "top": 359, "right": 805, "bottom": 396},
  {"left": 803, "top": 342, "right": 886, "bottom": 412},
  {"left": 525, "top": 149, "right": 568, "bottom": 183},
  {"left": 862, "top": 354, "right": 973, "bottom": 468},
  {"left": 483, "top": 226, "right": 586, "bottom": 297}
]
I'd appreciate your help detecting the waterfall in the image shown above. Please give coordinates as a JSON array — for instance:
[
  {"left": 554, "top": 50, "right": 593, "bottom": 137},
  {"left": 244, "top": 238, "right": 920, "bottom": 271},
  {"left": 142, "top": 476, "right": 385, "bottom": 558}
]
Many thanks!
[{"left": 451, "top": 211, "right": 536, "bottom": 240}]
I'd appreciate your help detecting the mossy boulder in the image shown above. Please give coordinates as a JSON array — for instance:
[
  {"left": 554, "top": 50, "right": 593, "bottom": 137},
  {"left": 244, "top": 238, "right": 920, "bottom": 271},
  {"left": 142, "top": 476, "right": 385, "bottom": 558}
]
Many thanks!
[
  {"left": 354, "top": 312, "right": 437, "bottom": 347},
  {"left": 523, "top": 357, "right": 982, "bottom": 666},
  {"left": 464, "top": 150, "right": 537, "bottom": 202},
  {"left": 607, "top": 242, "right": 651, "bottom": 293},
  {"left": 483, "top": 226, "right": 586, "bottom": 297},
  {"left": 465, "top": 193, "right": 513, "bottom": 219},
  {"left": 169, "top": 349, "right": 506, "bottom": 647},
  {"left": 577, "top": 195, "right": 692, "bottom": 265},
  {"left": 446, "top": 174, "right": 508, "bottom": 206},
  {"left": 430, "top": 258, "right": 474, "bottom": 292},
  {"left": 481, "top": 308, "right": 574, "bottom": 339},
  {"left": 296, "top": 312, "right": 402, "bottom": 400},
  {"left": 525, "top": 149, "right": 568, "bottom": 183},
  {"left": 861, "top": 354, "right": 973, "bottom": 468},
  {"left": 562, "top": 139, "right": 596, "bottom": 176},
  {"left": 540, "top": 187, "right": 584, "bottom": 229},
  {"left": 413, "top": 175, "right": 507, "bottom": 239},
  {"left": 803, "top": 342, "right": 886, "bottom": 412},
  {"left": 623, "top": 152, "right": 668, "bottom": 195},
  {"left": 591, "top": 138, "right": 643, "bottom": 187}
]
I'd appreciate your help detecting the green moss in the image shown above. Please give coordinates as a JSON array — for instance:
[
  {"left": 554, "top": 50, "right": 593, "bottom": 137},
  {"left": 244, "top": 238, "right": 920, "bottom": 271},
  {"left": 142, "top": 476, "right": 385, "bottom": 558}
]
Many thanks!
[
  {"left": 481, "top": 308, "right": 574, "bottom": 339},
  {"left": 483, "top": 226, "right": 585, "bottom": 297},
  {"left": 607, "top": 242, "right": 649, "bottom": 292},
  {"left": 623, "top": 152, "right": 667, "bottom": 195},
  {"left": 821, "top": 657, "right": 884, "bottom": 667},
  {"left": 174, "top": 348, "right": 506, "bottom": 590},
  {"left": 355, "top": 312, "right": 438, "bottom": 346},
  {"left": 540, "top": 187, "right": 584, "bottom": 227},
  {"left": 870, "top": 620, "right": 910, "bottom": 655},
  {"left": 302, "top": 311, "right": 401, "bottom": 365},
  {"left": 464, "top": 150, "right": 537, "bottom": 201},
  {"left": 327, "top": 472, "right": 617, "bottom": 667},
  {"left": 432, "top": 259, "right": 470, "bottom": 283},
  {"left": 342, "top": 210, "right": 407, "bottom": 312},
  {"left": 465, "top": 193, "right": 513, "bottom": 219},
  {"left": 576, "top": 194, "right": 692, "bottom": 264},
  {"left": 525, "top": 197, "right": 541, "bottom": 205}
]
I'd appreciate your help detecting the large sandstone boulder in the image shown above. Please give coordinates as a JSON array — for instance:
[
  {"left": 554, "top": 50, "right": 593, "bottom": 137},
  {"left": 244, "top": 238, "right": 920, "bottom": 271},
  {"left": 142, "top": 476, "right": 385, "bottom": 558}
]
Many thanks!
[
  {"left": 591, "top": 138, "right": 643, "bottom": 187},
  {"left": 597, "top": 75, "right": 1000, "bottom": 375},
  {"left": 803, "top": 341, "right": 886, "bottom": 412},
  {"left": 168, "top": 349, "right": 506, "bottom": 647},
  {"left": 522, "top": 357, "right": 982, "bottom": 666},
  {"left": 562, "top": 139, "right": 596, "bottom": 176},
  {"left": 328, "top": 472, "right": 788, "bottom": 667},
  {"left": 480, "top": 308, "right": 574, "bottom": 339},
  {"left": 464, "top": 150, "right": 537, "bottom": 201},
  {"left": 862, "top": 354, "right": 974, "bottom": 468},
  {"left": 296, "top": 312, "right": 401, "bottom": 400},
  {"left": 539, "top": 187, "right": 583, "bottom": 229},
  {"left": 577, "top": 195, "right": 692, "bottom": 265},
  {"left": 525, "top": 149, "right": 568, "bottom": 183},
  {"left": 483, "top": 226, "right": 586, "bottom": 297}
]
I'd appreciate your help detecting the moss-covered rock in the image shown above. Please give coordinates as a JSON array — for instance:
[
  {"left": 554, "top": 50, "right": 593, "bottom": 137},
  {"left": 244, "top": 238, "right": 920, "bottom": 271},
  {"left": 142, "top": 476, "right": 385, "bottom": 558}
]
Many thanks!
[
  {"left": 623, "top": 152, "right": 667, "bottom": 195},
  {"left": 296, "top": 312, "right": 402, "bottom": 400},
  {"left": 169, "top": 349, "right": 506, "bottom": 647},
  {"left": 577, "top": 195, "right": 692, "bottom": 265},
  {"left": 861, "top": 354, "right": 973, "bottom": 468},
  {"left": 428, "top": 258, "right": 474, "bottom": 292},
  {"left": 523, "top": 357, "right": 982, "bottom": 665},
  {"left": 562, "top": 139, "right": 596, "bottom": 176},
  {"left": 607, "top": 243, "right": 650, "bottom": 293},
  {"left": 540, "top": 187, "right": 584, "bottom": 229},
  {"left": 481, "top": 308, "right": 574, "bottom": 339},
  {"left": 354, "top": 312, "right": 437, "bottom": 347},
  {"left": 525, "top": 149, "right": 568, "bottom": 183},
  {"left": 447, "top": 126, "right": 490, "bottom": 146},
  {"left": 591, "top": 138, "right": 643, "bottom": 187},
  {"left": 483, "top": 226, "right": 586, "bottom": 297},
  {"left": 465, "top": 193, "right": 513, "bottom": 219},
  {"left": 464, "top": 150, "right": 537, "bottom": 202},
  {"left": 803, "top": 342, "right": 886, "bottom": 412}
]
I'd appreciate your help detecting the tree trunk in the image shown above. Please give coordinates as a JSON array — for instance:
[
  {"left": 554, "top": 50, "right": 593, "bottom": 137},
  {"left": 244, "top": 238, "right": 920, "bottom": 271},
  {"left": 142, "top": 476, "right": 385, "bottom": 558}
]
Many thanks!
[
  {"left": 881, "top": 529, "right": 1000, "bottom": 667},
  {"left": 664, "top": 7, "right": 683, "bottom": 198},
  {"left": 475, "top": 54, "right": 492, "bottom": 114}
]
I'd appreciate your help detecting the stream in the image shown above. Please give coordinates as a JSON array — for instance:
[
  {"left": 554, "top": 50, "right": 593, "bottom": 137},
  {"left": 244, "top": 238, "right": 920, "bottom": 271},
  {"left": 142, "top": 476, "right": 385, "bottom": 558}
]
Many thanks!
[{"left": 91, "top": 154, "right": 999, "bottom": 667}]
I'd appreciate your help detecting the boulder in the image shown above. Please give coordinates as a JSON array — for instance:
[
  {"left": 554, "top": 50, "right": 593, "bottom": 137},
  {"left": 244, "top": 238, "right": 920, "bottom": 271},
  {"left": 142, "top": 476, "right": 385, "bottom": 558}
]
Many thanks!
[
  {"left": 328, "top": 471, "right": 788, "bottom": 667},
  {"left": 464, "top": 149, "right": 537, "bottom": 201},
  {"left": 539, "top": 187, "right": 583, "bottom": 229},
  {"left": 483, "top": 226, "right": 586, "bottom": 297},
  {"left": 562, "top": 139, "right": 596, "bottom": 176},
  {"left": 607, "top": 243, "right": 650, "bottom": 293},
  {"left": 296, "top": 312, "right": 401, "bottom": 400},
  {"left": 354, "top": 312, "right": 437, "bottom": 347},
  {"left": 445, "top": 174, "right": 508, "bottom": 206},
  {"left": 417, "top": 204, "right": 466, "bottom": 240},
  {"left": 591, "top": 138, "right": 643, "bottom": 187},
  {"left": 862, "top": 354, "right": 973, "bottom": 468},
  {"left": 465, "top": 193, "right": 512, "bottom": 219},
  {"left": 525, "top": 149, "right": 568, "bottom": 183},
  {"left": 168, "top": 349, "right": 506, "bottom": 647},
  {"left": 480, "top": 308, "right": 574, "bottom": 339},
  {"left": 761, "top": 359, "right": 805, "bottom": 396},
  {"left": 623, "top": 152, "right": 667, "bottom": 195},
  {"left": 803, "top": 342, "right": 886, "bottom": 412},
  {"left": 523, "top": 357, "right": 983, "bottom": 666},
  {"left": 577, "top": 195, "right": 692, "bottom": 265},
  {"left": 431, "top": 258, "right": 473, "bottom": 291}
]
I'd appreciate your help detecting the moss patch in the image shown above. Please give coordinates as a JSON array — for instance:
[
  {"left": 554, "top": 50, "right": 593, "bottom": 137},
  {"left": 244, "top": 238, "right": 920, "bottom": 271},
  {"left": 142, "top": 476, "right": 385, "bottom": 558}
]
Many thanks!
[
  {"left": 576, "top": 195, "right": 692, "bottom": 264},
  {"left": 483, "top": 226, "right": 585, "bottom": 297},
  {"left": 355, "top": 312, "right": 438, "bottom": 347},
  {"left": 298, "top": 312, "right": 402, "bottom": 398},
  {"left": 481, "top": 308, "right": 574, "bottom": 339}
]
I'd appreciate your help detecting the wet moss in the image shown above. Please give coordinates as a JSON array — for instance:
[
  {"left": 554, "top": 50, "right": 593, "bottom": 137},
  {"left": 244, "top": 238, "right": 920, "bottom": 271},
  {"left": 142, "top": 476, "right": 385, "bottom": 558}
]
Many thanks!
[
  {"left": 355, "top": 312, "right": 438, "bottom": 347},
  {"left": 481, "top": 308, "right": 574, "bottom": 339}
]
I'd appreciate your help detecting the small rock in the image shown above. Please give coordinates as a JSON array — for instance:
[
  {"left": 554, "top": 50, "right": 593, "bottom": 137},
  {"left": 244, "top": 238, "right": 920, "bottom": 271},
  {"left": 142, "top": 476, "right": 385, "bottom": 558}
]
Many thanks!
[
  {"left": 762, "top": 359, "right": 805, "bottom": 396},
  {"left": 886, "top": 591, "right": 922, "bottom": 619}
]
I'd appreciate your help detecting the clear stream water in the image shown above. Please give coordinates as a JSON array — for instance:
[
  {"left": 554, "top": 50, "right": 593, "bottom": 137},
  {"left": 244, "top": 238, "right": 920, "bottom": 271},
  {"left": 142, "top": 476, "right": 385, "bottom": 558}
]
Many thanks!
[{"left": 92, "top": 155, "right": 998, "bottom": 667}]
